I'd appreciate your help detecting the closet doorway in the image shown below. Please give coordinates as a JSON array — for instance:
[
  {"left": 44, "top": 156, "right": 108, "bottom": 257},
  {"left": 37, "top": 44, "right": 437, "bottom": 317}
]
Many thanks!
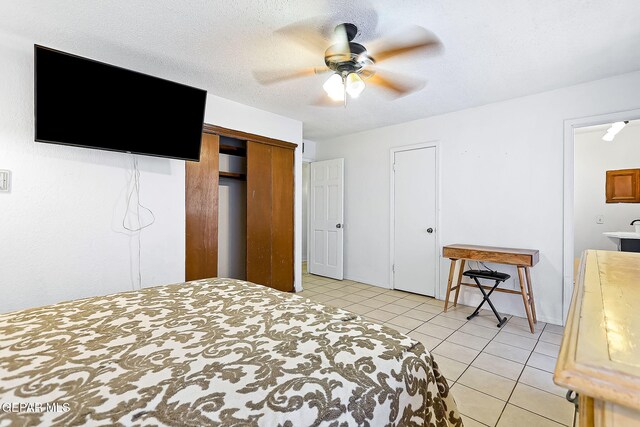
[{"left": 390, "top": 143, "right": 439, "bottom": 297}]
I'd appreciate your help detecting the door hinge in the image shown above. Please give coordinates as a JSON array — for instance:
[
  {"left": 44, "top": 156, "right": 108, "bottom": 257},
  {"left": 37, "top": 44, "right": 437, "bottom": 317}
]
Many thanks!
[
  {"left": 392, "top": 264, "right": 395, "bottom": 273},
  {"left": 392, "top": 163, "right": 396, "bottom": 172}
]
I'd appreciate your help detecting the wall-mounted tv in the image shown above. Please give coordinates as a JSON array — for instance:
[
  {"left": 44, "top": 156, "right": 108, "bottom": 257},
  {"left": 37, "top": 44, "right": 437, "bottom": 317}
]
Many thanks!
[{"left": 35, "top": 45, "right": 207, "bottom": 161}]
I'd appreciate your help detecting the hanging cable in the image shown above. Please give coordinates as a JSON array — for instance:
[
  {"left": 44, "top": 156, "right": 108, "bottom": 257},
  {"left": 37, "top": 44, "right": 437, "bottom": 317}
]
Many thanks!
[{"left": 122, "top": 155, "right": 156, "bottom": 289}]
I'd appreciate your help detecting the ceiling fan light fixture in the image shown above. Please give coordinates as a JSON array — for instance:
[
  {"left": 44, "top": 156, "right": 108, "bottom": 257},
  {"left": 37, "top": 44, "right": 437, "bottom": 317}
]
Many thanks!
[
  {"left": 323, "top": 73, "right": 345, "bottom": 101},
  {"left": 346, "top": 72, "right": 365, "bottom": 98}
]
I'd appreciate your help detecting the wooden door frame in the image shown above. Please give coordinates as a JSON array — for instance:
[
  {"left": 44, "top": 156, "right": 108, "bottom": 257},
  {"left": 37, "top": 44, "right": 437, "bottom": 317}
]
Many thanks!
[
  {"left": 389, "top": 141, "right": 441, "bottom": 298},
  {"left": 562, "top": 108, "right": 640, "bottom": 323}
]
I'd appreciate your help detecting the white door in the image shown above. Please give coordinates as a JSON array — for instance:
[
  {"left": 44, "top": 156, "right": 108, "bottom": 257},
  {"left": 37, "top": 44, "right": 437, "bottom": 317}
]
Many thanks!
[
  {"left": 309, "top": 159, "right": 344, "bottom": 279},
  {"left": 393, "top": 147, "right": 437, "bottom": 296}
]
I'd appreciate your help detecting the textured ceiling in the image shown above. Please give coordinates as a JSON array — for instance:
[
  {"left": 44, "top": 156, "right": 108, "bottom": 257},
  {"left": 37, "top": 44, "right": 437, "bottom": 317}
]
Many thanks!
[{"left": 2, "top": 0, "right": 640, "bottom": 139}]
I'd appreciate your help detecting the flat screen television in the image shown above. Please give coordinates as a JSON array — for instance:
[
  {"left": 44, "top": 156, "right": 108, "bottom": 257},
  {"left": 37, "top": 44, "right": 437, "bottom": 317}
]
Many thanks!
[{"left": 35, "top": 45, "right": 207, "bottom": 161}]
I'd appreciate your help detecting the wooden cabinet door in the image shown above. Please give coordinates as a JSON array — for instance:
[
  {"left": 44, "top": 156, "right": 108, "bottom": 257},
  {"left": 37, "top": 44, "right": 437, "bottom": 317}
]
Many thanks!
[
  {"left": 185, "top": 133, "right": 219, "bottom": 281},
  {"left": 606, "top": 169, "right": 640, "bottom": 203},
  {"left": 246, "top": 141, "right": 294, "bottom": 291}
]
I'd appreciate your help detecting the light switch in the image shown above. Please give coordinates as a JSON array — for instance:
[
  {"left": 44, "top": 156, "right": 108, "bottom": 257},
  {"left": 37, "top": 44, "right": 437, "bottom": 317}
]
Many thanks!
[
  {"left": 596, "top": 215, "right": 605, "bottom": 224},
  {"left": 0, "top": 170, "right": 10, "bottom": 193}
]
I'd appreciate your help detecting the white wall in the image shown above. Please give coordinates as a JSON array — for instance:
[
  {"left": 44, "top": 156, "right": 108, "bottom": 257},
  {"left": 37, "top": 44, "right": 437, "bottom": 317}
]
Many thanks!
[
  {"left": 0, "top": 33, "right": 302, "bottom": 313},
  {"left": 302, "top": 139, "right": 317, "bottom": 162},
  {"left": 301, "top": 162, "right": 310, "bottom": 261},
  {"left": 316, "top": 70, "right": 640, "bottom": 325},
  {"left": 574, "top": 123, "right": 640, "bottom": 258}
]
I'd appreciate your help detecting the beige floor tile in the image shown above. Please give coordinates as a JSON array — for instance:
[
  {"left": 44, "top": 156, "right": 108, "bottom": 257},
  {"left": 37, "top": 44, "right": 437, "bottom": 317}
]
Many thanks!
[
  {"left": 414, "top": 303, "right": 444, "bottom": 314},
  {"left": 355, "top": 290, "right": 380, "bottom": 298},
  {"left": 527, "top": 352, "right": 557, "bottom": 373},
  {"left": 379, "top": 304, "right": 411, "bottom": 315},
  {"left": 493, "top": 330, "right": 538, "bottom": 351},
  {"left": 470, "top": 313, "right": 512, "bottom": 329},
  {"left": 407, "top": 330, "right": 442, "bottom": 351},
  {"left": 402, "top": 308, "right": 437, "bottom": 322},
  {"left": 497, "top": 404, "right": 564, "bottom": 427},
  {"left": 423, "top": 298, "right": 446, "bottom": 308},
  {"left": 309, "top": 294, "right": 334, "bottom": 303},
  {"left": 446, "top": 331, "right": 490, "bottom": 351},
  {"left": 483, "top": 341, "right": 531, "bottom": 364},
  {"left": 372, "top": 294, "right": 401, "bottom": 303},
  {"left": 509, "top": 383, "right": 574, "bottom": 426},
  {"left": 540, "top": 330, "right": 563, "bottom": 345},
  {"left": 534, "top": 341, "right": 561, "bottom": 358},
  {"left": 341, "top": 293, "right": 365, "bottom": 304},
  {"left": 327, "top": 290, "right": 351, "bottom": 298},
  {"left": 459, "top": 323, "right": 500, "bottom": 340},
  {"left": 446, "top": 304, "right": 476, "bottom": 314},
  {"left": 365, "top": 309, "right": 397, "bottom": 323},
  {"left": 439, "top": 309, "right": 473, "bottom": 321},
  {"left": 414, "top": 322, "right": 456, "bottom": 340},
  {"left": 459, "top": 415, "right": 489, "bottom": 427},
  {"left": 386, "top": 315, "right": 425, "bottom": 330},
  {"left": 472, "top": 353, "right": 524, "bottom": 381},
  {"left": 458, "top": 366, "right": 516, "bottom": 401},
  {"left": 402, "top": 293, "right": 435, "bottom": 303},
  {"left": 383, "top": 289, "right": 407, "bottom": 297},
  {"left": 433, "top": 341, "right": 480, "bottom": 364},
  {"left": 394, "top": 298, "right": 422, "bottom": 308},
  {"left": 544, "top": 323, "right": 565, "bottom": 335},
  {"left": 428, "top": 314, "right": 467, "bottom": 330},
  {"left": 451, "top": 383, "right": 506, "bottom": 426},
  {"left": 433, "top": 355, "right": 468, "bottom": 382},
  {"left": 344, "top": 304, "right": 373, "bottom": 315},
  {"left": 519, "top": 366, "right": 567, "bottom": 398},
  {"left": 507, "top": 315, "right": 546, "bottom": 329},
  {"left": 502, "top": 321, "right": 542, "bottom": 338},
  {"left": 359, "top": 298, "right": 389, "bottom": 309}
]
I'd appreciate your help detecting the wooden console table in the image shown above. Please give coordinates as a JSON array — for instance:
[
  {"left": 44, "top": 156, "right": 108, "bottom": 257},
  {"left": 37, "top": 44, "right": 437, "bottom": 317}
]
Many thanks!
[
  {"left": 442, "top": 244, "right": 540, "bottom": 333},
  {"left": 555, "top": 250, "right": 640, "bottom": 426}
]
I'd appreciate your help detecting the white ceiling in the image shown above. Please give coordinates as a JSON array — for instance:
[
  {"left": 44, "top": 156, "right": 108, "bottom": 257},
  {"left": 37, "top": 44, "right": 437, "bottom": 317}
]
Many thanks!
[{"left": 2, "top": 0, "right": 640, "bottom": 139}]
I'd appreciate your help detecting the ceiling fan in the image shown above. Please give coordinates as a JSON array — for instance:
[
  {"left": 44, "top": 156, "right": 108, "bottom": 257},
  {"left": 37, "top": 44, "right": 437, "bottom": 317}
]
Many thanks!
[{"left": 254, "top": 21, "right": 442, "bottom": 106}]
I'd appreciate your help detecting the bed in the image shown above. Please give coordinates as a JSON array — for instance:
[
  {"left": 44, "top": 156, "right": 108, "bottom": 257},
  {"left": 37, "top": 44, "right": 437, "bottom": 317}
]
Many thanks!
[{"left": 0, "top": 278, "right": 461, "bottom": 426}]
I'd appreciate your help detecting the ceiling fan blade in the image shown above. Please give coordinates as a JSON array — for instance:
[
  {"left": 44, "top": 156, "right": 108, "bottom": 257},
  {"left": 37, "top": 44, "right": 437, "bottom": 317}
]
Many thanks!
[
  {"left": 370, "top": 26, "right": 442, "bottom": 62},
  {"left": 275, "top": 20, "right": 330, "bottom": 55},
  {"left": 253, "top": 67, "right": 330, "bottom": 85},
  {"left": 366, "top": 70, "right": 425, "bottom": 97}
]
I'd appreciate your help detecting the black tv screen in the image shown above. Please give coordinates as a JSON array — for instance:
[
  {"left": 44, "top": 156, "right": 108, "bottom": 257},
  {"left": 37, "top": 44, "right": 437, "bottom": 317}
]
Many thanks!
[{"left": 35, "top": 45, "right": 207, "bottom": 161}]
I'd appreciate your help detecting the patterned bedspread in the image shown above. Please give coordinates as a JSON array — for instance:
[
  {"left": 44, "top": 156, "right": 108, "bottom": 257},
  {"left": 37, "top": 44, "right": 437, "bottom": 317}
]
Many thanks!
[{"left": 0, "top": 278, "right": 461, "bottom": 426}]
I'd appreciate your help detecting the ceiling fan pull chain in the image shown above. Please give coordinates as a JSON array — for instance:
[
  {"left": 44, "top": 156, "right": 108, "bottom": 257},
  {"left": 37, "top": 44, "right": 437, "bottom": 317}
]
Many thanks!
[{"left": 343, "top": 73, "right": 347, "bottom": 108}]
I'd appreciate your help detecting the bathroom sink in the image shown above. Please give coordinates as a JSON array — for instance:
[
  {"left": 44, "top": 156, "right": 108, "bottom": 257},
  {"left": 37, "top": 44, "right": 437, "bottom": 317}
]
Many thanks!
[
  {"left": 603, "top": 232, "right": 640, "bottom": 240},
  {"left": 603, "top": 232, "right": 640, "bottom": 253}
]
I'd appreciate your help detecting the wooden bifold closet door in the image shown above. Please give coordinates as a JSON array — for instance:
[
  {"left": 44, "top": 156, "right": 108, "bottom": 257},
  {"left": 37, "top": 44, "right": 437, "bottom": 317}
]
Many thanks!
[
  {"left": 185, "top": 127, "right": 295, "bottom": 292},
  {"left": 246, "top": 141, "right": 294, "bottom": 291},
  {"left": 185, "top": 133, "right": 219, "bottom": 281}
]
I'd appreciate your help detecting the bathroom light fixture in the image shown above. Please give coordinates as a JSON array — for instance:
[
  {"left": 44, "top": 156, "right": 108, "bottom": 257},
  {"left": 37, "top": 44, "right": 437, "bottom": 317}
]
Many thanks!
[{"left": 602, "top": 121, "right": 629, "bottom": 141}]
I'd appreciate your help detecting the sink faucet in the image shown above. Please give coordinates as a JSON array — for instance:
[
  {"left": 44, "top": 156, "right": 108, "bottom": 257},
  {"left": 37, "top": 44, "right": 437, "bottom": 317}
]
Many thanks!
[{"left": 631, "top": 219, "right": 640, "bottom": 225}]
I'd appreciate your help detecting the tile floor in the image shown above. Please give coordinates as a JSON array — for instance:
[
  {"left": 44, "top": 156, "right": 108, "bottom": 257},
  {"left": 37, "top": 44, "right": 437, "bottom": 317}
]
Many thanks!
[{"left": 299, "top": 269, "right": 575, "bottom": 427}]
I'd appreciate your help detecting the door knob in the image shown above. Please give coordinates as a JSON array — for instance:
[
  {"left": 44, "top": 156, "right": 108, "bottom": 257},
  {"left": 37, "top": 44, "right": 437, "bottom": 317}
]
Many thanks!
[
  {"left": 336, "top": 224, "right": 342, "bottom": 229},
  {"left": 426, "top": 228, "right": 434, "bottom": 234}
]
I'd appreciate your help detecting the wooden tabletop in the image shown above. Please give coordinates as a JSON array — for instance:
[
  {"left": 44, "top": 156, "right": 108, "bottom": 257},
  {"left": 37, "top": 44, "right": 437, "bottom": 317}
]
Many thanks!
[
  {"left": 555, "top": 250, "right": 640, "bottom": 410},
  {"left": 443, "top": 244, "right": 540, "bottom": 267}
]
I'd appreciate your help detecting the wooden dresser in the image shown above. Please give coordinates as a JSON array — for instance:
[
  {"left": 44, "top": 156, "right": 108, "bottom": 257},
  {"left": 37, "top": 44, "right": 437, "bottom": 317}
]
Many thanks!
[{"left": 554, "top": 250, "right": 640, "bottom": 426}]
